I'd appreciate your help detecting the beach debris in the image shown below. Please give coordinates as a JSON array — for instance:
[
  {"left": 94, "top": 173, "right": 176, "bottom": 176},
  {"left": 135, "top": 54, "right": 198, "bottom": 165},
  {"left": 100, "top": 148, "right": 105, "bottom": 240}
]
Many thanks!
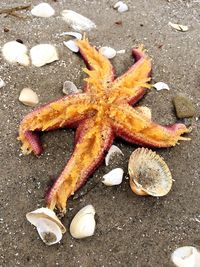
[
  {"left": 30, "top": 44, "right": 59, "bottom": 67},
  {"left": 63, "top": 40, "right": 79, "bottom": 52},
  {"left": 114, "top": 1, "right": 129, "bottom": 13},
  {"left": 70, "top": 205, "right": 96, "bottom": 239},
  {"left": 171, "top": 246, "right": 200, "bottom": 267},
  {"left": 99, "top": 46, "right": 117, "bottom": 59},
  {"left": 102, "top": 168, "right": 124, "bottom": 186},
  {"left": 117, "top": 49, "right": 126, "bottom": 54},
  {"left": 153, "top": 82, "right": 170, "bottom": 91},
  {"left": 19, "top": 88, "right": 39, "bottom": 107},
  {"left": 60, "top": 31, "right": 82, "bottom": 40},
  {"left": 168, "top": 22, "right": 189, "bottom": 32},
  {"left": 2, "top": 41, "right": 30, "bottom": 66},
  {"left": 0, "top": 4, "right": 31, "bottom": 18},
  {"left": 128, "top": 148, "right": 172, "bottom": 196},
  {"left": 26, "top": 207, "right": 66, "bottom": 245},
  {"left": 173, "top": 94, "right": 195, "bottom": 118},
  {"left": 0, "top": 78, "right": 5, "bottom": 89},
  {"left": 105, "top": 145, "right": 124, "bottom": 166},
  {"left": 31, "top": 3, "right": 55, "bottom": 18},
  {"left": 61, "top": 10, "right": 96, "bottom": 31},
  {"left": 63, "top": 81, "right": 81, "bottom": 95}
]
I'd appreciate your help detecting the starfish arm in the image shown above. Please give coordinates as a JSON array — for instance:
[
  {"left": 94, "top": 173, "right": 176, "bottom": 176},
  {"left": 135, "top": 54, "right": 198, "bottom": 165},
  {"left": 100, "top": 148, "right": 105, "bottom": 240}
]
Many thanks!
[
  {"left": 109, "top": 46, "right": 151, "bottom": 105},
  {"left": 46, "top": 118, "right": 114, "bottom": 214},
  {"left": 109, "top": 104, "right": 190, "bottom": 147},
  {"left": 76, "top": 39, "right": 115, "bottom": 93},
  {"left": 18, "top": 94, "right": 96, "bottom": 155}
]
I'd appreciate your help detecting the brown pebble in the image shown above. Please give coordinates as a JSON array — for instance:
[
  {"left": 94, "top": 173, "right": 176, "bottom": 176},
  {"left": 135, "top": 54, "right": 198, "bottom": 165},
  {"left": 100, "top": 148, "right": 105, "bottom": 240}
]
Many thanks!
[
  {"left": 173, "top": 94, "right": 195, "bottom": 118},
  {"left": 4, "top": 27, "right": 10, "bottom": 32}
]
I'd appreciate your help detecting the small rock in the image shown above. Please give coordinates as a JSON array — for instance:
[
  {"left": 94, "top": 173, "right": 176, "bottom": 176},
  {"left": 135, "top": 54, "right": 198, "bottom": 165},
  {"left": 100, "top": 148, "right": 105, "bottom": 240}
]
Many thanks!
[
  {"left": 19, "top": 88, "right": 39, "bottom": 107},
  {"left": 173, "top": 94, "right": 195, "bottom": 118},
  {"left": 63, "top": 81, "right": 81, "bottom": 95}
]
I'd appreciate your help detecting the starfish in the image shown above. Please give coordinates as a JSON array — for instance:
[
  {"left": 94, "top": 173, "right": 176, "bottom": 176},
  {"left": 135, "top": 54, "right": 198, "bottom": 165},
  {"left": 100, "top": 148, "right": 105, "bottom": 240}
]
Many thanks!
[{"left": 19, "top": 39, "right": 190, "bottom": 214}]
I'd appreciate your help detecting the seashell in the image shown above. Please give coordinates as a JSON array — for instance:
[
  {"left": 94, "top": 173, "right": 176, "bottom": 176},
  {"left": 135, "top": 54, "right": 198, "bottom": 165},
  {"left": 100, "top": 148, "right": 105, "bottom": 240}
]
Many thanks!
[
  {"left": 30, "top": 44, "right": 59, "bottom": 67},
  {"left": 168, "top": 22, "right": 188, "bottom": 32},
  {"left": 31, "top": 3, "right": 55, "bottom": 18},
  {"left": 63, "top": 81, "right": 81, "bottom": 95},
  {"left": 105, "top": 145, "right": 124, "bottom": 166},
  {"left": 128, "top": 148, "right": 172, "bottom": 197},
  {"left": 2, "top": 41, "right": 30, "bottom": 66},
  {"left": 102, "top": 168, "right": 124, "bottom": 186},
  {"left": 60, "top": 31, "right": 82, "bottom": 40},
  {"left": 61, "top": 10, "right": 96, "bottom": 32},
  {"left": 63, "top": 40, "right": 79, "bottom": 53},
  {"left": 153, "top": 82, "right": 170, "bottom": 91},
  {"left": 99, "top": 47, "right": 117, "bottom": 59},
  {"left": 19, "top": 88, "right": 39, "bottom": 107},
  {"left": 117, "top": 49, "right": 126, "bottom": 54},
  {"left": 114, "top": 1, "right": 129, "bottom": 13},
  {"left": 70, "top": 205, "right": 96, "bottom": 239},
  {"left": 26, "top": 207, "right": 66, "bottom": 245},
  {"left": 0, "top": 78, "right": 5, "bottom": 88},
  {"left": 171, "top": 246, "right": 200, "bottom": 267}
]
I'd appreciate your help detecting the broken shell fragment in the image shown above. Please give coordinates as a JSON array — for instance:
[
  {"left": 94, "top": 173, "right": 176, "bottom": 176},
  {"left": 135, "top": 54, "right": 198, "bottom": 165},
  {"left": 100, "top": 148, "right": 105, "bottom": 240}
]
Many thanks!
[
  {"left": 26, "top": 207, "right": 66, "bottom": 245},
  {"left": 171, "top": 246, "right": 200, "bottom": 267},
  {"left": 60, "top": 31, "right": 82, "bottom": 40},
  {"left": 153, "top": 82, "right": 170, "bottom": 91},
  {"left": 63, "top": 81, "right": 81, "bottom": 95},
  {"left": 105, "top": 145, "right": 124, "bottom": 166},
  {"left": 63, "top": 40, "right": 79, "bottom": 53},
  {"left": 19, "top": 88, "right": 39, "bottom": 107},
  {"left": 128, "top": 148, "right": 172, "bottom": 197},
  {"left": 0, "top": 78, "right": 5, "bottom": 88},
  {"left": 31, "top": 3, "right": 55, "bottom": 18},
  {"left": 2, "top": 41, "right": 30, "bottom": 66},
  {"left": 30, "top": 44, "right": 59, "bottom": 67},
  {"left": 114, "top": 1, "right": 129, "bottom": 13},
  {"left": 135, "top": 106, "right": 152, "bottom": 120},
  {"left": 70, "top": 205, "right": 96, "bottom": 239},
  {"left": 61, "top": 10, "right": 96, "bottom": 31},
  {"left": 99, "top": 47, "right": 117, "bottom": 59},
  {"left": 168, "top": 22, "right": 189, "bottom": 32},
  {"left": 102, "top": 168, "right": 124, "bottom": 186}
]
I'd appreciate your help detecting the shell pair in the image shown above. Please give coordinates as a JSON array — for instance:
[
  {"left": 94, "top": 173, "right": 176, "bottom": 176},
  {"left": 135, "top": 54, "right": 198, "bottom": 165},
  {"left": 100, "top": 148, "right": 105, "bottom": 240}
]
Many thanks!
[{"left": 128, "top": 148, "right": 172, "bottom": 197}]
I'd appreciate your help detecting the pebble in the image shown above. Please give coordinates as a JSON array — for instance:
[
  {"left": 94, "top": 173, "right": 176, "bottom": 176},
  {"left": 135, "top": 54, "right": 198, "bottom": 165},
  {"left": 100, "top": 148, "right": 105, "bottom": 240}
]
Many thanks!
[
  {"left": 62, "top": 81, "right": 81, "bottom": 95},
  {"left": 173, "top": 94, "right": 195, "bottom": 118},
  {"left": 19, "top": 88, "right": 39, "bottom": 107}
]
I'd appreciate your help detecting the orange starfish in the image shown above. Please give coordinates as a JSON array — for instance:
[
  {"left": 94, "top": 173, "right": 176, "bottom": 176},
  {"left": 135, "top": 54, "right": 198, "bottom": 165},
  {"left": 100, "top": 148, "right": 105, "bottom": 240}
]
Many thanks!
[{"left": 19, "top": 39, "right": 190, "bottom": 214}]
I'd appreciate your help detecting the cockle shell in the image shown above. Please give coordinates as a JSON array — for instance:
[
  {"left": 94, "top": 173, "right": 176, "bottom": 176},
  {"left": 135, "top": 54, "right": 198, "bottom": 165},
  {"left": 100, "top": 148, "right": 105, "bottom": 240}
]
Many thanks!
[
  {"left": 26, "top": 207, "right": 66, "bottom": 245},
  {"left": 102, "top": 168, "right": 124, "bottom": 186},
  {"left": 70, "top": 205, "right": 96, "bottom": 239},
  {"left": 171, "top": 246, "right": 200, "bottom": 267},
  {"left": 30, "top": 44, "right": 59, "bottom": 67},
  {"left": 128, "top": 148, "right": 172, "bottom": 197},
  {"left": 31, "top": 3, "right": 55, "bottom": 18}
]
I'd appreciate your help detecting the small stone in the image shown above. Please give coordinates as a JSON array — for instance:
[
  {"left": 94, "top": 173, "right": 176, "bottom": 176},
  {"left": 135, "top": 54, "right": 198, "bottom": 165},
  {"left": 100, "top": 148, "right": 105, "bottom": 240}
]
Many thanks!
[
  {"left": 4, "top": 27, "right": 9, "bottom": 32},
  {"left": 19, "top": 88, "right": 39, "bottom": 107},
  {"left": 63, "top": 81, "right": 81, "bottom": 95},
  {"left": 173, "top": 94, "right": 195, "bottom": 118}
]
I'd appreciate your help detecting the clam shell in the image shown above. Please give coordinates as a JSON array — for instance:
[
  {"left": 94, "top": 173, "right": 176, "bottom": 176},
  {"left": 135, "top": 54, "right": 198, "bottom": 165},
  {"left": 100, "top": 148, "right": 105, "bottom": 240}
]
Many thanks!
[
  {"left": 128, "top": 148, "right": 172, "bottom": 197},
  {"left": 102, "top": 168, "right": 124, "bottom": 186},
  {"left": 26, "top": 207, "right": 66, "bottom": 245},
  {"left": 31, "top": 3, "right": 55, "bottom": 18}
]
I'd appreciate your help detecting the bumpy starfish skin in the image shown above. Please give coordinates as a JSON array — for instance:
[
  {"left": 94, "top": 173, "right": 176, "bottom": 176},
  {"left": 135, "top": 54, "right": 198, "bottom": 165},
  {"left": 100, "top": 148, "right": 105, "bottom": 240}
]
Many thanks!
[{"left": 19, "top": 39, "right": 190, "bottom": 213}]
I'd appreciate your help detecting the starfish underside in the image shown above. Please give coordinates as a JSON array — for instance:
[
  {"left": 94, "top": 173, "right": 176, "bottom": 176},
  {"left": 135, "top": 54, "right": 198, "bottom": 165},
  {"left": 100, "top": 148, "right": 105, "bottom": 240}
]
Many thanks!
[{"left": 19, "top": 39, "right": 190, "bottom": 214}]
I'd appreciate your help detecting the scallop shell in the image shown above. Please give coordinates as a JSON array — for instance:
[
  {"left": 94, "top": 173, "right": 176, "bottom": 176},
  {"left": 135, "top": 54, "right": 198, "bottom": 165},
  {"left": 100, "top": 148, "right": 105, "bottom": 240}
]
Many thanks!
[
  {"left": 26, "top": 207, "right": 66, "bottom": 245},
  {"left": 128, "top": 148, "right": 172, "bottom": 197}
]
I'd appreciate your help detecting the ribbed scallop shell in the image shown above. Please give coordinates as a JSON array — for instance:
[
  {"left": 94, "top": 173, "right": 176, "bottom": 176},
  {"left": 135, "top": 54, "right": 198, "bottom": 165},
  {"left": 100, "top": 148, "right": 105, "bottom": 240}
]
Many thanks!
[{"left": 128, "top": 148, "right": 172, "bottom": 197}]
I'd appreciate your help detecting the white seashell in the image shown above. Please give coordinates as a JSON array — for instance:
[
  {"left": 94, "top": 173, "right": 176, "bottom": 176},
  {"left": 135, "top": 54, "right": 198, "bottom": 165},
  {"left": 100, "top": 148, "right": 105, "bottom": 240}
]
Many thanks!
[
  {"left": 0, "top": 78, "right": 5, "bottom": 88},
  {"left": 63, "top": 81, "right": 81, "bottom": 95},
  {"left": 168, "top": 22, "right": 188, "bottom": 32},
  {"left": 61, "top": 10, "right": 96, "bottom": 32},
  {"left": 105, "top": 145, "right": 124, "bottom": 166},
  {"left": 114, "top": 1, "right": 129, "bottom": 13},
  {"left": 117, "top": 49, "right": 126, "bottom": 54},
  {"left": 63, "top": 40, "right": 79, "bottom": 53},
  {"left": 2, "top": 41, "right": 30, "bottom": 66},
  {"left": 102, "top": 168, "right": 124, "bottom": 186},
  {"left": 153, "top": 82, "right": 170, "bottom": 91},
  {"left": 31, "top": 3, "right": 55, "bottom": 18},
  {"left": 19, "top": 88, "right": 39, "bottom": 107},
  {"left": 70, "top": 205, "right": 96, "bottom": 239},
  {"left": 60, "top": 31, "right": 82, "bottom": 40},
  {"left": 26, "top": 207, "right": 66, "bottom": 245},
  {"left": 99, "top": 47, "right": 117, "bottom": 59},
  {"left": 30, "top": 44, "right": 59, "bottom": 67},
  {"left": 171, "top": 246, "right": 200, "bottom": 267}
]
